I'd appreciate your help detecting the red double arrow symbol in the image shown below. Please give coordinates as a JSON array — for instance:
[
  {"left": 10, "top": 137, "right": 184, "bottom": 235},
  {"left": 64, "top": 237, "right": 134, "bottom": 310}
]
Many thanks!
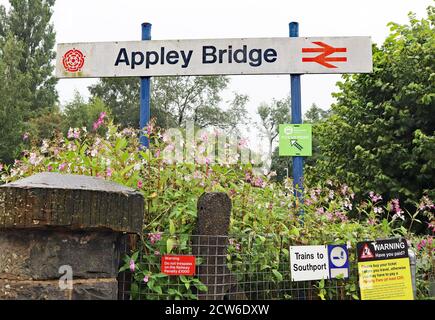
[{"left": 302, "top": 41, "right": 347, "bottom": 68}]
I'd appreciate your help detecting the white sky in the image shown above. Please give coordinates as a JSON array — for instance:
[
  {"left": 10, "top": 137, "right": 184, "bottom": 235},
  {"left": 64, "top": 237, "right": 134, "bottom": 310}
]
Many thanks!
[{"left": 0, "top": 0, "right": 432, "bottom": 145}]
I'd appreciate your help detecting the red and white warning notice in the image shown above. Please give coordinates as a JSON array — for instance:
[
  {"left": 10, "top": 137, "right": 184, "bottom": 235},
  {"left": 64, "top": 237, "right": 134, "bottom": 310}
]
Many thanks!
[{"left": 161, "top": 255, "right": 196, "bottom": 276}]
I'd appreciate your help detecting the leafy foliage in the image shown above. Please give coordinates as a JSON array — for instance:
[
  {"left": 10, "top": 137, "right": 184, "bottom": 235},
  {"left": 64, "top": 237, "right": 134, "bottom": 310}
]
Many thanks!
[
  {"left": 1, "top": 118, "right": 432, "bottom": 300},
  {"left": 310, "top": 8, "right": 435, "bottom": 221},
  {"left": 89, "top": 76, "right": 249, "bottom": 131}
]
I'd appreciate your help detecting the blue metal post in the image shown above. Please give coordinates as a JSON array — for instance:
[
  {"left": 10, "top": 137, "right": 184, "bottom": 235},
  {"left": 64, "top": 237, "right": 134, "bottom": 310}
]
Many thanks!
[
  {"left": 140, "top": 23, "right": 152, "bottom": 148},
  {"left": 289, "top": 22, "right": 304, "bottom": 214}
]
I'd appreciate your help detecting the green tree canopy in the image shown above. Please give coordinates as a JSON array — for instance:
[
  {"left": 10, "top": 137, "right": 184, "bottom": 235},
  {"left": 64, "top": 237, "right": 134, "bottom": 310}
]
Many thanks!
[
  {"left": 62, "top": 92, "right": 111, "bottom": 132},
  {"left": 0, "top": 34, "right": 31, "bottom": 163},
  {"left": 0, "top": 0, "right": 58, "bottom": 119},
  {"left": 89, "top": 76, "right": 249, "bottom": 131},
  {"left": 310, "top": 7, "right": 435, "bottom": 210}
]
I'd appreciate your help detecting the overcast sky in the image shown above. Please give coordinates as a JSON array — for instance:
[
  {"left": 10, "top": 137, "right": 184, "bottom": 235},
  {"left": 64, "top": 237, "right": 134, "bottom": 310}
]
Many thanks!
[{"left": 0, "top": 0, "right": 432, "bottom": 144}]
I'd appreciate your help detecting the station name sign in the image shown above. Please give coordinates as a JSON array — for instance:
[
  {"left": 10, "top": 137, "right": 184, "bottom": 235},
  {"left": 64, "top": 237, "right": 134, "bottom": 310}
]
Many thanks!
[{"left": 56, "top": 37, "right": 372, "bottom": 78}]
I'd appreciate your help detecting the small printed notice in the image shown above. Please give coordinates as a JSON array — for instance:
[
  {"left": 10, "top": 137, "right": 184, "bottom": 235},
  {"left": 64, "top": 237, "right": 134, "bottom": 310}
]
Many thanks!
[
  {"left": 357, "top": 238, "right": 413, "bottom": 300},
  {"left": 161, "top": 255, "right": 196, "bottom": 276}
]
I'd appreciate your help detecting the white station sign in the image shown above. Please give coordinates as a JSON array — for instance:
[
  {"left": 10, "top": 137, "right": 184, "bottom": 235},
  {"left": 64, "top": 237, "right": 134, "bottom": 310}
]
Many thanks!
[
  {"left": 56, "top": 37, "right": 372, "bottom": 78},
  {"left": 290, "top": 244, "right": 350, "bottom": 282}
]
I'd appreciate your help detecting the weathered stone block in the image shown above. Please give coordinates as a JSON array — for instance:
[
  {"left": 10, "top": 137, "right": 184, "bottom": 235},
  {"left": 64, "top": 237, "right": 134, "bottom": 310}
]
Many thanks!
[
  {"left": 0, "top": 279, "right": 118, "bottom": 300},
  {"left": 0, "top": 230, "right": 124, "bottom": 280},
  {"left": 0, "top": 173, "right": 144, "bottom": 233}
]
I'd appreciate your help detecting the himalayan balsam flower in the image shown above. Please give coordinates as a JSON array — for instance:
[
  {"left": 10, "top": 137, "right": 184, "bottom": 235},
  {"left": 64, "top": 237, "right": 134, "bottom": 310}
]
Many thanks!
[
  {"left": 143, "top": 276, "right": 149, "bottom": 283},
  {"left": 0, "top": 163, "right": 3, "bottom": 171},
  {"left": 137, "top": 180, "right": 143, "bottom": 189},
  {"left": 106, "top": 168, "right": 113, "bottom": 177},
  {"left": 59, "top": 163, "right": 68, "bottom": 171},
  {"left": 22, "top": 132, "right": 29, "bottom": 141},
  {"left": 47, "top": 165, "right": 53, "bottom": 172},
  {"left": 148, "top": 232, "right": 162, "bottom": 244},
  {"left": 369, "top": 191, "right": 382, "bottom": 203},
  {"left": 374, "top": 207, "right": 383, "bottom": 214},
  {"left": 129, "top": 259, "right": 135, "bottom": 272},
  {"left": 316, "top": 207, "right": 325, "bottom": 215},
  {"left": 93, "top": 112, "right": 107, "bottom": 131}
]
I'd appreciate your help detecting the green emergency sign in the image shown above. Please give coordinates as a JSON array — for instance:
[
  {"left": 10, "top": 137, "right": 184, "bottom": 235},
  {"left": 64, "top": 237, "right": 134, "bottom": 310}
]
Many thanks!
[{"left": 279, "top": 124, "right": 312, "bottom": 157}]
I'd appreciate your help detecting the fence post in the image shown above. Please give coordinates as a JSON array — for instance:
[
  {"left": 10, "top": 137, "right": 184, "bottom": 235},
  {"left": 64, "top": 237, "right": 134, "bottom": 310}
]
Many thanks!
[
  {"left": 193, "top": 192, "right": 246, "bottom": 300},
  {"left": 408, "top": 247, "right": 417, "bottom": 299},
  {"left": 0, "top": 172, "right": 144, "bottom": 300}
]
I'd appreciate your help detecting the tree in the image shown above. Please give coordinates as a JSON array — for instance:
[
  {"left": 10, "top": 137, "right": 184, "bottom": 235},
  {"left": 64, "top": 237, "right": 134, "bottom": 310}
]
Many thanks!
[
  {"left": 89, "top": 76, "right": 249, "bottom": 131},
  {"left": 0, "top": 0, "right": 58, "bottom": 119},
  {"left": 311, "top": 7, "right": 435, "bottom": 212},
  {"left": 0, "top": 34, "right": 31, "bottom": 163},
  {"left": 62, "top": 92, "right": 111, "bottom": 132},
  {"left": 256, "top": 96, "right": 291, "bottom": 157},
  {"left": 304, "top": 103, "right": 330, "bottom": 123}
]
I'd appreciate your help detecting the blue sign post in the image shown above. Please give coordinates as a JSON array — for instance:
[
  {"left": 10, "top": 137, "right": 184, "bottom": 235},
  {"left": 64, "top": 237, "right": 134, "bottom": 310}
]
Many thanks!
[
  {"left": 140, "top": 22, "right": 152, "bottom": 148},
  {"left": 289, "top": 22, "right": 304, "bottom": 217}
]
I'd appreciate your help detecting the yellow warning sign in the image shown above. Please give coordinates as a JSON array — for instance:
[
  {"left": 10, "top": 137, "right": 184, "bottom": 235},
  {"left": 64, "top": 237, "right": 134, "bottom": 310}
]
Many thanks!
[{"left": 357, "top": 238, "right": 413, "bottom": 300}]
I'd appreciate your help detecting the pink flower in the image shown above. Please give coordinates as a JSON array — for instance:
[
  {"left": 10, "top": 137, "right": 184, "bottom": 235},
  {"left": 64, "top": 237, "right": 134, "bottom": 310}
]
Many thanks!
[
  {"left": 154, "top": 149, "right": 161, "bottom": 158},
  {"left": 93, "top": 112, "right": 107, "bottom": 131},
  {"left": 0, "top": 163, "right": 3, "bottom": 171},
  {"left": 22, "top": 132, "right": 29, "bottom": 141},
  {"left": 106, "top": 167, "right": 113, "bottom": 177},
  {"left": 374, "top": 207, "right": 383, "bottom": 214},
  {"left": 137, "top": 180, "right": 143, "bottom": 189},
  {"left": 154, "top": 251, "right": 160, "bottom": 256},
  {"left": 369, "top": 191, "right": 382, "bottom": 203},
  {"left": 253, "top": 177, "right": 265, "bottom": 188},
  {"left": 316, "top": 207, "right": 325, "bottom": 215},
  {"left": 59, "top": 163, "right": 68, "bottom": 171},
  {"left": 341, "top": 184, "right": 349, "bottom": 195},
  {"left": 238, "top": 138, "right": 249, "bottom": 148},
  {"left": 47, "top": 165, "right": 53, "bottom": 172},
  {"left": 199, "top": 132, "right": 209, "bottom": 142},
  {"left": 390, "top": 199, "right": 404, "bottom": 216},
  {"left": 143, "top": 276, "right": 149, "bottom": 283},
  {"left": 73, "top": 129, "right": 80, "bottom": 139},
  {"left": 28, "top": 153, "right": 38, "bottom": 166},
  {"left": 129, "top": 259, "right": 136, "bottom": 272},
  {"left": 148, "top": 232, "right": 162, "bottom": 244},
  {"left": 245, "top": 172, "right": 252, "bottom": 182}
]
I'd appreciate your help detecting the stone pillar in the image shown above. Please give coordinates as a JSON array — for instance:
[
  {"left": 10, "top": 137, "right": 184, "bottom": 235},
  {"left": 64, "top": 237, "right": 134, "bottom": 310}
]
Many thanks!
[
  {"left": 0, "top": 173, "right": 144, "bottom": 300},
  {"left": 193, "top": 192, "right": 246, "bottom": 300}
]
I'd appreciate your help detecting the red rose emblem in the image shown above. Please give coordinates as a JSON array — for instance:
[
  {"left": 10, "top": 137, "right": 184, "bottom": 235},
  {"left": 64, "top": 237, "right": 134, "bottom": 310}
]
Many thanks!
[{"left": 62, "top": 48, "right": 85, "bottom": 72}]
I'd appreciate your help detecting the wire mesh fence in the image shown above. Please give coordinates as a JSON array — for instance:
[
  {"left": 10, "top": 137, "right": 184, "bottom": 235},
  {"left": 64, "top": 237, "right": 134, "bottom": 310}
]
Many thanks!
[{"left": 118, "top": 233, "right": 359, "bottom": 300}]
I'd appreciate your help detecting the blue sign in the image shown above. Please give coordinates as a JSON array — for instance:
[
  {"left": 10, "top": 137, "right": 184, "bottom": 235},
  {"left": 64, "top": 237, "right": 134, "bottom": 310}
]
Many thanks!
[{"left": 327, "top": 244, "right": 350, "bottom": 279}]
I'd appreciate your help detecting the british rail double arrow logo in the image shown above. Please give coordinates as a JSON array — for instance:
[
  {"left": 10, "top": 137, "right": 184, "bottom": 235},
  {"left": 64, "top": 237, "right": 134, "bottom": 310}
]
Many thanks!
[{"left": 302, "top": 41, "right": 347, "bottom": 68}]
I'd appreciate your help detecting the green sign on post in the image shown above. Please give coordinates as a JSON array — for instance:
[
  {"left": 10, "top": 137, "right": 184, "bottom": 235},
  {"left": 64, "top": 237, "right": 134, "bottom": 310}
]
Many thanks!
[{"left": 279, "top": 124, "right": 312, "bottom": 156}]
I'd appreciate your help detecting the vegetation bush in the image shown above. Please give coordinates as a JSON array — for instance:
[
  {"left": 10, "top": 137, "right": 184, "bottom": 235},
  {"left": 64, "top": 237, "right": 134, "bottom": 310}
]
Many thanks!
[{"left": 0, "top": 117, "right": 432, "bottom": 300}]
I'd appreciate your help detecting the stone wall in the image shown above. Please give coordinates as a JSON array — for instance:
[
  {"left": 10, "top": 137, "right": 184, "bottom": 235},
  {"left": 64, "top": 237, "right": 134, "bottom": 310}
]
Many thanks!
[{"left": 0, "top": 173, "right": 144, "bottom": 300}]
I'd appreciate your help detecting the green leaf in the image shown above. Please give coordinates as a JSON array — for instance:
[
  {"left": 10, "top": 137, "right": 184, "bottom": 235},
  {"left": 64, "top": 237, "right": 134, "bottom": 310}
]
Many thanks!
[
  {"left": 272, "top": 269, "right": 283, "bottom": 282},
  {"left": 169, "top": 219, "right": 176, "bottom": 235},
  {"left": 166, "top": 238, "right": 176, "bottom": 253}
]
